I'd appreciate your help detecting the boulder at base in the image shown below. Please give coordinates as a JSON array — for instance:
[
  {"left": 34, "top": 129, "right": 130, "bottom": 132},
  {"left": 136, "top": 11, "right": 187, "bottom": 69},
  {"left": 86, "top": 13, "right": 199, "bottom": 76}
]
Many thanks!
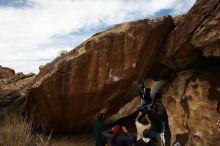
[{"left": 162, "top": 62, "right": 220, "bottom": 145}]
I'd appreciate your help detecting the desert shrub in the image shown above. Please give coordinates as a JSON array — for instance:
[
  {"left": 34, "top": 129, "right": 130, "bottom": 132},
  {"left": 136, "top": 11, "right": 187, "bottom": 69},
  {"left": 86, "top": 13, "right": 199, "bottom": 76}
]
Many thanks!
[
  {"left": 0, "top": 113, "right": 50, "bottom": 146},
  {"left": 59, "top": 50, "right": 68, "bottom": 56}
]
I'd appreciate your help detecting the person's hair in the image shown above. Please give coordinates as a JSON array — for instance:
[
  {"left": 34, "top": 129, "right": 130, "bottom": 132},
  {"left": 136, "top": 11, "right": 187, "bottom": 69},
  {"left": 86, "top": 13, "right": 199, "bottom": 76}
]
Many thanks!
[
  {"left": 112, "top": 126, "right": 121, "bottom": 144},
  {"left": 154, "top": 92, "right": 162, "bottom": 100},
  {"left": 98, "top": 113, "right": 104, "bottom": 120},
  {"left": 138, "top": 114, "right": 149, "bottom": 125},
  {"left": 146, "top": 88, "right": 151, "bottom": 92},
  {"left": 144, "top": 88, "right": 151, "bottom": 97}
]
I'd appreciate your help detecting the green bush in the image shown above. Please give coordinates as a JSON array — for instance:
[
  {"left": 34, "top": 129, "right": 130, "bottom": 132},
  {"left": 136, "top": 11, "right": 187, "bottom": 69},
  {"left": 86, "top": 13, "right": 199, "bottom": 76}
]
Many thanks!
[{"left": 59, "top": 50, "right": 68, "bottom": 56}]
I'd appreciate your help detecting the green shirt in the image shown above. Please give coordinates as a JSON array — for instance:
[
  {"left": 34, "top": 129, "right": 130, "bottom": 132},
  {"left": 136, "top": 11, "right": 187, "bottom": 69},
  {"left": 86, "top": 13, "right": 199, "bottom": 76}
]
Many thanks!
[{"left": 94, "top": 119, "right": 106, "bottom": 146}]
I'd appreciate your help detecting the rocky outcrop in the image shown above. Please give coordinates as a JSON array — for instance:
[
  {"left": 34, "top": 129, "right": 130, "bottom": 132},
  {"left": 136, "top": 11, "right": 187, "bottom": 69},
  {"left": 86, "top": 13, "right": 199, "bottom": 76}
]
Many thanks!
[
  {"left": 162, "top": 61, "right": 220, "bottom": 145},
  {"left": 159, "top": 0, "right": 220, "bottom": 70},
  {"left": 192, "top": 2, "right": 220, "bottom": 57},
  {"left": 39, "top": 65, "right": 46, "bottom": 72},
  {"left": 158, "top": 1, "right": 220, "bottom": 144},
  {"left": 26, "top": 17, "right": 174, "bottom": 133},
  {"left": 0, "top": 66, "right": 36, "bottom": 114},
  {"left": 159, "top": 1, "right": 220, "bottom": 144},
  {"left": 0, "top": 65, "right": 15, "bottom": 84}
]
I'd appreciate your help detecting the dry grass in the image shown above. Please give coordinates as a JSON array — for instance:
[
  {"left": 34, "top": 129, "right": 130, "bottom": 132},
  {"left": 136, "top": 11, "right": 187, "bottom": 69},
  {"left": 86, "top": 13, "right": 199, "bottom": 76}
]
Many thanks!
[
  {"left": 0, "top": 112, "right": 94, "bottom": 146},
  {"left": 0, "top": 113, "right": 50, "bottom": 146}
]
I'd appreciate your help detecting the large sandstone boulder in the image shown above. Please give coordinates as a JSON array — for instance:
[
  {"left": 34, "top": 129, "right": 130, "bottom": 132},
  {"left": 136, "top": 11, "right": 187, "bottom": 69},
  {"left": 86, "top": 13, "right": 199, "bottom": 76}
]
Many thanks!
[
  {"left": 25, "top": 2, "right": 220, "bottom": 144},
  {"left": 26, "top": 17, "right": 174, "bottom": 133},
  {"left": 162, "top": 62, "right": 220, "bottom": 145},
  {"left": 159, "top": 0, "right": 220, "bottom": 70}
]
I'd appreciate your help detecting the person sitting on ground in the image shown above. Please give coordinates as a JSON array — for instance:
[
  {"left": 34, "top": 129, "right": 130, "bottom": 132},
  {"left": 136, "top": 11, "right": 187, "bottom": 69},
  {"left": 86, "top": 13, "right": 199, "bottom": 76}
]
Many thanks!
[
  {"left": 103, "top": 125, "right": 135, "bottom": 146},
  {"left": 135, "top": 111, "right": 152, "bottom": 141},
  {"left": 121, "top": 126, "right": 137, "bottom": 146},
  {"left": 135, "top": 129, "right": 156, "bottom": 146},
  {"left": 94, "top": 113, "right": 107, "bottom": 146},
  {"left": 137, "top": 83, "right": 153, "bottom": 110},
  {"left": 148, "top": 104, "right": 166, "bottom": 146}
]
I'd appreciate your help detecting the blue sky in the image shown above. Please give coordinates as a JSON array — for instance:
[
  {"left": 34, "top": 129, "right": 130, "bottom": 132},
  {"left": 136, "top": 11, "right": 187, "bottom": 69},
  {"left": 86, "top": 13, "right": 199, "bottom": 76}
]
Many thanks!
[
  {"left": 0, "top": 0, "right": 196, "bottom": 73},
  {"left": 0, "top": 0, "right": 33, "bottom": 8}
]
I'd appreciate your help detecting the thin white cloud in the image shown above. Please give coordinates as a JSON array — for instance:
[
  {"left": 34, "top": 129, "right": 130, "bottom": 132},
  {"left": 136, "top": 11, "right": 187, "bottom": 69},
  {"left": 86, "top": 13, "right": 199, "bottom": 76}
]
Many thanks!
[{"left": 0, "top": 0, "right": 196, "bottom": 73}]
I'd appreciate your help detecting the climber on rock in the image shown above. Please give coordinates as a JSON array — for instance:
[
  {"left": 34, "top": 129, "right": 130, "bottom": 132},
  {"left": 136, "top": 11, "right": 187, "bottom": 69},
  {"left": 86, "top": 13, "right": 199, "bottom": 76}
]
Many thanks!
[
  {"left": 103, "top": 125, "right": 136, "bottom": 146},
  {"left": 137, "top": 82, "right": 153, "bottom": 111},
  {"left": 94, "top": 113, "right": 107, "bottom": 146}
]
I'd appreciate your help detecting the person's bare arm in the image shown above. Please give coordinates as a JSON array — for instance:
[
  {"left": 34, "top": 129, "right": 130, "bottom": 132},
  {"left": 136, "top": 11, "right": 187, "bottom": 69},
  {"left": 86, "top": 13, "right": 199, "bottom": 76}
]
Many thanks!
[
  {"left": 135, "top": 112, "right": 142, "bottom": 121},
  {"left": 145, "top": 114, "right": 152, "bottom": 129}
]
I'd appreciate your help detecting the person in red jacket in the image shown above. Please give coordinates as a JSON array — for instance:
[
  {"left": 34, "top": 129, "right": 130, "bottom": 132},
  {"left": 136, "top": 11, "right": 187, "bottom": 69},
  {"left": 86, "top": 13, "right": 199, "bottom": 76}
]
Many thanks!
[{"left": 103, "top": 125, "right": 135, "bottom": 146}]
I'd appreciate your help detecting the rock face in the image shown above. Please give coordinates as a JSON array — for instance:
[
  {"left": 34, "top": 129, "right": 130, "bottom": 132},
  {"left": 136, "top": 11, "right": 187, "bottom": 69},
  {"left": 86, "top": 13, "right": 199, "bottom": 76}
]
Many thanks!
[
  {"left": 0, "top": 66, "right": 36, "bottom": 114},
  {"left": 0, "top": 65, "right": 15, "bottom": 83},
  {"left": 159, "top": 0, "right": 220, "bottom": 70},
  {"left": 158, "top": 1, "right": 220, "bottom": 144},
  {"left": 162, "top": 62, "right": 220, "bottom": 145},
  {"left": 24, "top": 3, "right": 220, "bottom": 146},
  {"left": 26, "top": 17, "right": 174, "bottom": 133},
  {"left": 192, "top": 1, "right": 220, "bottom": 57}
]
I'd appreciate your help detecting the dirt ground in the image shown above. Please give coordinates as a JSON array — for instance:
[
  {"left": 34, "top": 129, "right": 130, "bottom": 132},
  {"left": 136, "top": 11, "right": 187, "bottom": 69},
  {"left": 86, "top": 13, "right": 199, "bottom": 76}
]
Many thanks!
[{"left": 50, "top": 133, "right": 95, "bottom": 146}]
